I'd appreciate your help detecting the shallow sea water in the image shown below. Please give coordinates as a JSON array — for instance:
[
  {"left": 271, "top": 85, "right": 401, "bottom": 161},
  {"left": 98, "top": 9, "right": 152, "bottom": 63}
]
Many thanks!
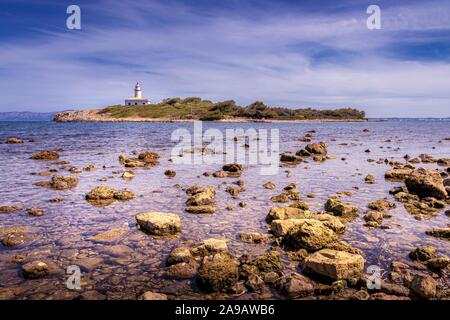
[{"left": 0, "top": 120, "right": 449, "bottom": 299}]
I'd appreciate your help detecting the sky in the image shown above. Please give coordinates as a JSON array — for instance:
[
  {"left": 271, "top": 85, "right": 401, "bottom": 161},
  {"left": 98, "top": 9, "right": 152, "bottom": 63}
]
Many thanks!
[{"left": 0, "top": 0, "right": 450, "bottom": 117}]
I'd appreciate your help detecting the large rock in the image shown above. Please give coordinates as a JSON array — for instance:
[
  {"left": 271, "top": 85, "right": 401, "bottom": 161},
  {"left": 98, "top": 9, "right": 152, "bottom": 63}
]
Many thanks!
[
  {"left": 303, "top": 249, "right": 365, "bottom": 280},
  {"left": 368, "top": 199, "right": 396, "bottom": 211},
  {"left": 266, "top": 207, "right": 311, "bottom": 223},
  {"left": 197, "top": 253, "right": 240, "bottom": 293},
  {"left": 282, "top": 219, "right": 338, "bottom": 251},
  {"left": 305, "top": 142, "right": 328, "bottom": 155},
  {"left": 278, "top": 272, "right": 315, "bottom": 298},
  {"left": 22, "top": 261, "right": 49, "bottom": 279},
  {"left": 325, "top": 198, "right": 359, "bottom": 217},
  {"left": 35, "top": 175, "right": 78, "bottom": 190},
  {"left": 405, "top": 168, "right": 448, "bottom": 200},
  {"left": 409, "top": 246, "right": 436, "bottom": 262},
  {"left": 135, "top": 212, "right": 181, "bottom": 235},
  {"left": 410, "top": 274, "right": 437, "bottom": 299},
  {"left": 385, "top": 168, "right": 414, "bottom": 180}
]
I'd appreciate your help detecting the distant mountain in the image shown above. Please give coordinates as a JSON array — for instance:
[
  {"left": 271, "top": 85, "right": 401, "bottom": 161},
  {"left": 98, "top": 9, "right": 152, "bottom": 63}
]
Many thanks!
[{"left": 0, "top": 112, "right": 56, "bottom": 121}]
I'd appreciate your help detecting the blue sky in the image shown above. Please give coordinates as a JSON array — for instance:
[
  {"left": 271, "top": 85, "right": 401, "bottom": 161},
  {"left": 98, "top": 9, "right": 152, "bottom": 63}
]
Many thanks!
[{"left": 0, "top": 0, "right": 450, "bottom": 117}]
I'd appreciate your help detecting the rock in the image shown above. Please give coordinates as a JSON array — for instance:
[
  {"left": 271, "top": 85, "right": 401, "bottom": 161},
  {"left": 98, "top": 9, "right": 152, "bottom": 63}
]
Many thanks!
[
  {"left": 197, "top": 253, "right": 240, "bottom": 293},
  {"left": 303, "top": 249, "right": 365, "bottom": 280},
  {"left": 165, "top": 260, "right": 199, "bottom": 279},
  {"left": 135, "top": 212, "right": 181, "bottom": 236},
  {"left": 6, "top": 137, "right": 24, "bottom": 144},
  {"left": 22, "top": 261, "right": 49, "bottom": 279},
  {"left": 26, "top": 208, "right": 44, "bottom": 217},
  {"left": 368, "top": 199, "right": 396, "bottom": 211},
  {"left": 31, "top": 150, "right": 59, "bottom": 160},
  {"left": 113, "top": 190, "right": 135, "bottom": 201},
  {"left": 36, "top": 175, "right": 78, "bottom": 190},
  {"left": 369, "top": 293, "right": 410, "bottom": 300},
  {"left": 79, "top": 291, "right": 107, "bottom": 300},
  {"left": 222, "top": 163, "right": 243, "bottom": 173},
  {"left": 122, "top": 171, "right": 135, "bottom": 179},
  {"left": 419, "top": 154, "right": 436, "bottom": 163},
  {"left": 282, "top": 219, "right": 338, "bottom": 251},
  {"left": 185, "top": 205, "right": 216, "bottom": 214},
  {"left": 266, "top": 207, "right": 311, "bottom": 223},
  {"left": 409, "top": 246, "right": 437, "bottom": 262},
  {"left": 75, "top": 257, "right": 104, "bottom": 272},
  {"left": 86, "top": 186, "right": 116, "bottom": 200},
  {"left": 279, "top": 273, "right": 315, "bottom": 298},
  {"left": 164, "top": 170, "right": 176, "bottom": 178},
  {"left": 83, "top": 165, "right": 95, "bottom": 171},
  {"left": 69, "top": 167, "right": 82, "bottom": 174},
  {"left": 280, "top": 152, "right": 302, "bottom": 163},
  {"left": 248, "top": 251, "right": 282, "bottom": 273},
  {"left": 385, "top": 168, "right": 413, "bottom": 180},
  {"left": 138, "top": 151, "right": 160, "bottom": 165},
  {"left": 405, "top": 168, "right": 448, "bottom": 199},
  {"left": 410, "top": 274, "right": 437, "bottom": 299},
  {"left": 89, "top": 229, "right": 127, "bottom": 243},
  {"left": 239, "top": 232, "right": 271, "bottom": 244},
  {"left": 305, "top": 142, "right": 328, "bottom": 155},
  {"left": 289, "top": 201, "right": 309, "bottom": 210},
  {"left": 425, "top": 228, "right": 450, "bottom": 239},
  {"left": 185, "top": 185, "right": 216, "bottom": 214},
  {"left": 191, "top": 238, "right": 229, "bottom": 257},
  {"left": 437, "top": 158, "right": 450, "bottom": 166},
  {"left": 167, "top": 247, "right": 194, "bottom": 265},
  {"left": 312, "top": 214, "right": 346, "bottom": 233},
  {"left": 325, "top": 198, "right": 359, "bottom": 217},
  {"left": 365, "top": 175, "right": 375, "bottom": 184},
  {"left": 364, "top": 211, "right": 384, "bottom": 224},
  {"left": 426, "top": 256, "right": 450, "bottom": 270},
  {"left": 1, "top": 232, "right": 32, "bottom": 247},
  {"left": 0, "top": 206, "right": 21, "bottom": 213},
  {"left": 263, "top": 182, "right": 276, "bottom": 189},
  {"left": 140, "top": 292, "right": 168, "bottom": 300}
]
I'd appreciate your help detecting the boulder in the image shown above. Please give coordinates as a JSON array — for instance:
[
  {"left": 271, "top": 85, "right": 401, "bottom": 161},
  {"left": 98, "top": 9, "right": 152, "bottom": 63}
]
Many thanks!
[
  {"left": 303, "top": 249, "right": 365, "bottom": 280},
  {"left": 22, "top": 261, "right": 49, "bottom": 279},
  {"left": 190, "top": 238, "right": 228, "bottom": 257},
  {"left": 405, "top": 168, "right": 448, "bottom": 200},
  {"left": 408, "top": 246, "right": 437, "bottom": 262},
  {"left": 266, "top": 207, "right": 311, "bottom": 223},
  {"left": 31, "top": 150, "right": 59, "bottom": 161},
  {"left": 280, "top": 152, "right": 302, "bottom": 163},
  {"left": 385, "top": 168, "right": 413, "bottom": 180},
  {"left": 197, "top": 253, "right": 240, "bottom": 293},
  {"left": 35, "top": 175, "right": 78, "bottom": 190},
  {"left": 135, "top": 212, "right": 181, "bottom": 235},
  {"left": 368, "top": 199, "right": 396, "bottom": 211},
  {"left": 86, "top": 186, "right": 116, "bottom": 200},
  {"left": 248, "top": 251, "right": 282, "bottom": 273},
  {"left": 325, "top": 198, "right": 359, "bottom": 217},
  {"left": 410, "top": 274, "right": 437, "bottom": 299},
  {"left": 282, "top": 219, "right": 338, "bottom": 251},
  {"left": 426, "top": 256, "right": 450, "bottom": 270},
  {"left": 278, "top": 273, "right": 315, "bottom": 298},
  {"left": 305, "top": 142, "right": 328, "bottom": 155},
  {"left": 425, "top": 228, "right": 450, "bottom": 239}
]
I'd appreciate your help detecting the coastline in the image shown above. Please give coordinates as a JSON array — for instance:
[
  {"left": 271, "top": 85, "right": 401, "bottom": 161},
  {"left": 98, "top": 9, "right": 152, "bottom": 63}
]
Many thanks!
[{"left": 53, "top": 109, "right": 368, "bottom": 123}]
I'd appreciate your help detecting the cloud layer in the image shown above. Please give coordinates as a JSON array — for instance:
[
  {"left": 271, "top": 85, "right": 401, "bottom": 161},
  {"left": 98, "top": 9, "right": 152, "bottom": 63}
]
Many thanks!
[{"left": 0, "top": 0, "right": 449, "bottom": 117}]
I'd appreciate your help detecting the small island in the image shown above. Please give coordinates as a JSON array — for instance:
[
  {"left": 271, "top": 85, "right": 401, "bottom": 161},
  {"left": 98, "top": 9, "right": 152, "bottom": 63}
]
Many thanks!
[{"left": 54, "top": 83, "right": 366, "bottom": 122}]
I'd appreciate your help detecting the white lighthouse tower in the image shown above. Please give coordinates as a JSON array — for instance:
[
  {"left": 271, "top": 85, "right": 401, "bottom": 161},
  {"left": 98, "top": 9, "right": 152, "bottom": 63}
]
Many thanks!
[{"left": 125, "top": 82, "right": 149, "bottom": 106}]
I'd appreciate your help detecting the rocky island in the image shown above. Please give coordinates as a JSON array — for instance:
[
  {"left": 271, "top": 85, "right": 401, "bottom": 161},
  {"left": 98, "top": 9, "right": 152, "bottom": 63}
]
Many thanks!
[{"left": 54, "top": 98, "right": 366, "bottom": 122}]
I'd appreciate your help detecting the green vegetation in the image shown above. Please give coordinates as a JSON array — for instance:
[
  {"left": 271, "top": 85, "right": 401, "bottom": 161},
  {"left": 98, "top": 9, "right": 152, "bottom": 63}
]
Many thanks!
[{"left": 99, "top": 97, "right": 366, "bottom": 121}]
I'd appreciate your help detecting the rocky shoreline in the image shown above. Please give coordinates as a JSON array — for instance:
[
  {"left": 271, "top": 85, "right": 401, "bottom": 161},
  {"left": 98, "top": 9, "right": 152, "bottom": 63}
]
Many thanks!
[{"left": 53, "top": 109, "right": 367, "bottom": 123}]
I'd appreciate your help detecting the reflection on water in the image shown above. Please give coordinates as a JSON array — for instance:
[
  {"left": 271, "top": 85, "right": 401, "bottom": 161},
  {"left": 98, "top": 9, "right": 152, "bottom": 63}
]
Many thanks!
[{"left": 0, "top": 120, "right": 449, "bottom": 299}]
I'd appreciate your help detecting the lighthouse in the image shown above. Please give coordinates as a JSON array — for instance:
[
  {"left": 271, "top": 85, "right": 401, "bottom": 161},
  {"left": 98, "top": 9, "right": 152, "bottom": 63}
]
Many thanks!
[{"left": 125, "top": 82, "right": 149, "bottom": 106}]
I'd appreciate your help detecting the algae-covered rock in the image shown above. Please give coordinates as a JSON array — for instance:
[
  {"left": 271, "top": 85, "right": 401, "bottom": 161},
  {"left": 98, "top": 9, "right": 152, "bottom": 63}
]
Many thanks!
[
  {"left": 197, "top": 253, "right": 240, "bottom": 293},
  {"left": 282, "top": 219, "right": 338, "bottom": 251}
]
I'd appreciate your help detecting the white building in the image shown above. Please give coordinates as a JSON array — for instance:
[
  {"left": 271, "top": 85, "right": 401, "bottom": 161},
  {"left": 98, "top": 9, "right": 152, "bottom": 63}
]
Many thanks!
[{"left": 125, "top": 82, "right": 149, "bottom": 106}]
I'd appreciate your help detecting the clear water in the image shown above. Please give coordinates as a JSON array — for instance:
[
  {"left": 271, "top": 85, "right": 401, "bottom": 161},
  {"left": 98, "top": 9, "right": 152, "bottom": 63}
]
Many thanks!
[{"left": 0, "top": 120, "right": 449, "bottom": 299}]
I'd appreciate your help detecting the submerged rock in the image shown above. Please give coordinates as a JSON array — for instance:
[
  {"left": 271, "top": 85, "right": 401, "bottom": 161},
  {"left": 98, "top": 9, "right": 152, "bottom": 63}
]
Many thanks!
[
  {"left": 368, "top": 199, "right": 396, "bottom": 211},
  {"left": 0, "top": 206, "right": 21, "bottom": 213},
  {"left": 22, "top": 261, "right": 49, "bottom": 279},
  {"left": 26, "top": 208, "right": 44, "bottom": 217},
  {"left": 425, "top": 228, "right": 450, "bottom": 239},
  {"left": 31, "top": 150, "right": 59, "bottom": 161},
  {"left": 85, "top": 186, "right": 135, "bottom": 204},
  {"left": 135, "top": 212, "right": 181, "bottom": 236},
  {"left": 305, "top": 142, "right": 328, "bottom": 155},
  {"left": 303, "top": 249, "right": 365, "bottom": 280},
  {"left": 239, "top": 232, "right": 271, "bottom": 244}
]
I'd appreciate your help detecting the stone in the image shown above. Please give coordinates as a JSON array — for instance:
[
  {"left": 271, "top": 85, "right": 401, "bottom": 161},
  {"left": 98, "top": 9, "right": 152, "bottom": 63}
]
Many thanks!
[
  {"left": 312, "top": 214, "right": 346, "bottom": 233},
  {"left": 304, "top": 249, "right": 365, "bottom": 280},
  {"left": 31, "top": 150, "right": 59, "bottom": 161},
  {"left": 305, "top": 142, "right": 328, "bottom": 155},
  {"left": 364, "top": 211, "right": 384, "bottom": 224},
  {"left": 140, "top": 292, "right": 168, "bottom": 300},
  {"left": 239, "top": 232, "right": 271, "bottom": 244},
  {"left": 167, "top": 247, "right": 193, "bottom": 265},
  {"left": 282, "top": 219, "right": 338, "bottom": 251},
  {"left": 368, "top": 199, "right": 396, "bottom": 211},
  {"left": 289, "top": 201, "right": 309, "bottom": 210},
  {"left": 325, "top": 198, "right": 359, "bottom": 217},
  {"left": 263, "top": 182, "right": 276, "bottom": 189},
  {"left": 248, "top": 251, "right": 282, "bottom": 273},
  {"left": 101, "top": 245, "right": 133, "bottom": 257},
  {"left": 185, "top": 205, "right": 216, "bottom": 214},
  {"left": 266, "top": 207, "right": 311, "bottom": 223},
  {"left": 165, "top": 260, "right": 199, "bottom": 279},
  {"left": 197, "top": 254, "right": 240, "bottom": 293},
  {"left": 0, "top": 205, "right": 21, "bottom": 213},
  {"left": 385, "top": 168, "right": 413, "bottom": 180},
  {"left": 22, "top": 261, "right": 49, "bottom": 279},
  {"left": 405, "top": 168, "right": 448, "bottom": 199},
  {"left": 365, "top": 175, "right": 375, "bottom": 184},
  {"left": 122, "top": 171, "right": 135, "bottom": 179},
  {"left": 135, "top": 212, "right": 181, "bottom": 235},
  {"left": 222, "top": 163, "right": 243, "bottom": 173},
  {"left": 1, "top": 232, "right": 32, "bottom": 247},
  {"left": 279, "top": 273, "right": 315, "bottom": 298},
  {"left": 164, "top": 170, "right": 176, "bottom": 178},
  {"left": 426, "top": 255, "right": 449, "bottom": 270},
  {"left": 191, "top": 238, "right": 228, "bottom": 257},
  {"left": 26, "top": 208, "right": 44, "bottom": 217},
  {"left": 6, "top": 137, "right": 24, "bottom": 144},
  {"left": 410, "top": 274, "right": 437, "bottom": 299},
  {"left": 113, "top": 190, "right": 135, "bottom": 201},
  {"left": 280, "top": 152, "right": 302, "bottom": 163},
  {"left": 270, "top": 194, "right": 289, "bottom": 203},
  {"left": 89, "top": 229, "right": 127, "bottom": 242},
  {"left": 425, "top": 228, "right": 450, "bottom": 239},
  {"left": 86, "top": 186, "right": 116, "bottom": 200},
  {"left": 36, "top": 175, "right": 78, "bottom": 190},
  {"left": 408, "top": 246, "right": 437, "bottom": 262},
  {"left": 75, "top": 257, "right": 104, "bottom": 272}
]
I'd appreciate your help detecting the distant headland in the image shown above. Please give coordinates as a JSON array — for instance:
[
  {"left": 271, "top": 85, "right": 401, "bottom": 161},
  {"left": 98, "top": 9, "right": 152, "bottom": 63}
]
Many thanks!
[{"left": 54, "top": 83, "right": 366, "bottom": 123}]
